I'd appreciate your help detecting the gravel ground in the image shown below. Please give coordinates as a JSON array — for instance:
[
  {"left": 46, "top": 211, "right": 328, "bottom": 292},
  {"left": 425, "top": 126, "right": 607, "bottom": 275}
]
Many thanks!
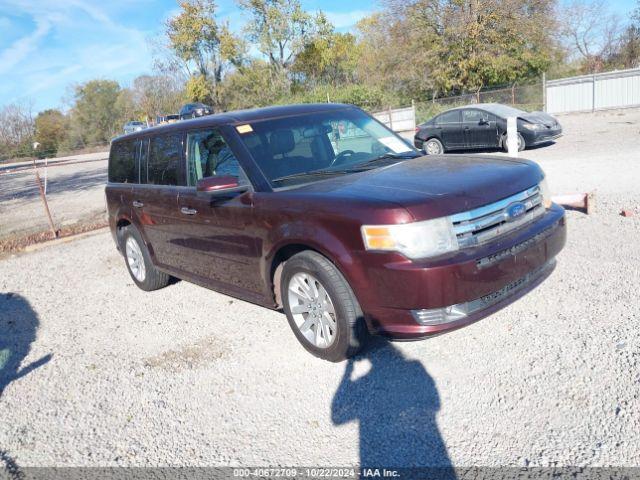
[{"left": 0, "top": 109, "right": 639, "bottom": 469}]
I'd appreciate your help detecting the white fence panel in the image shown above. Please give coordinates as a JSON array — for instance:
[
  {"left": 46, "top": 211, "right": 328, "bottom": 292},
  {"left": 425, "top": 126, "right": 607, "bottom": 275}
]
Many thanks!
[
  {"left": 546, "top": 68, "right": 640, "bottom": 114},
  {"left": 373, "top": 106, "right": 416, "bottom": 140},
  {"left": 594, "top": 70, "right": 640, "bottom": 110},
  {"left": 546, "top": 78, "right": 593, "bottom": 114}
]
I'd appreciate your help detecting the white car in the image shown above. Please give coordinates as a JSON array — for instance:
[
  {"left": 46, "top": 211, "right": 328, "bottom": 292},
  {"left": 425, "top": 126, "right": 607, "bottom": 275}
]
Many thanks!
[{"left": 123, "top": 121, "right": 146, "bottom": 135}]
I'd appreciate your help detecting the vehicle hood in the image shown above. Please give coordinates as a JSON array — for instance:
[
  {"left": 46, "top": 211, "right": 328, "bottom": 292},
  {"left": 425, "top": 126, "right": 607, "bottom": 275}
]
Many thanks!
[
  {"left": 518, "top": 111, "right": 559, "bottom": 127},
  {"left": 291, "top": 155, "right": 544, "bottom": 220}
]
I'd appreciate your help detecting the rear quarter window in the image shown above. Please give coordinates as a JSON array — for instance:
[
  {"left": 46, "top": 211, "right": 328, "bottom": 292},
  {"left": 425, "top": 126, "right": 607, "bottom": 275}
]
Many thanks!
[
  {"left": 147, "top": 134, "right": 183, "bottom": 186},
  {"left": 108, "top": 140, "right": 137, "bottom": 183}
]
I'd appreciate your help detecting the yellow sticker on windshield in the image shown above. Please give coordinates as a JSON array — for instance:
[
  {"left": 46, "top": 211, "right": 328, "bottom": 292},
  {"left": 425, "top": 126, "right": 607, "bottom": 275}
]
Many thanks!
[{"left": 236, "top": 124, "right": 253, "bottom": 134}]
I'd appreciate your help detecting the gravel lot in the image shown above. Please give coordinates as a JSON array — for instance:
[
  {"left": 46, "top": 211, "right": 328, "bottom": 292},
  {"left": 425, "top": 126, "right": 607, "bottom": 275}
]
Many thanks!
[{"left": 0, "top": 109, "right": 639, "bottom": 469}]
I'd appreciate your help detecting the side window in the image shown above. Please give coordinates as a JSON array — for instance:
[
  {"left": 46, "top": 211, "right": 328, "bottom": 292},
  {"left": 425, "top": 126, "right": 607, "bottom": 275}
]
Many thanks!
[
  {"left": 147, "top": 134, "right": 182, "bottom": 186},
  {"left": 108, "top": 140, "right": 137, "bottom": 183},
  {"left": 436, "top": 110, "right": 460, "bottom": 125},
  {"left": 186, "top": 129, "right": 247, "bottom": 187},
  {"left": 462, "top": 110, "right": 489, "bottom": 123}
]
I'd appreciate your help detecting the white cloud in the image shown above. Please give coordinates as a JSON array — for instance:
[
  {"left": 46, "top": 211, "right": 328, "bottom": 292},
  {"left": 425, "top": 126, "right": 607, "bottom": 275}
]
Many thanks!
[{"left": 0, "top": 18, "right": 51, "bottom": 75}]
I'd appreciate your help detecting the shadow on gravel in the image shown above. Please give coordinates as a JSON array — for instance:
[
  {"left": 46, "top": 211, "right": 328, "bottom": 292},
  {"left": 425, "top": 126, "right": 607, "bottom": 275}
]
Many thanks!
[
  {"left": 1, "top": 292, "right": 52, "bottom": 478},
  {"left": 331, "top": 340, "right": 454, "bottom": 473}
]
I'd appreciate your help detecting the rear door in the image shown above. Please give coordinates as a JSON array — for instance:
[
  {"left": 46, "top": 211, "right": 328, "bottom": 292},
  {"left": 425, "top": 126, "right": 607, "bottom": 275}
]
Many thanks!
[
  {"left": 131, "top": 132, "right": 186, "bottom": 271},
  {"left": 175, "top": 127, "right": 261, "bottom": 293},
  {"left": 461, "top": 109, "right": 498, "bottom": 148},
  {"left": 435, "top": 110, "right": 464, "bottom": 149}
]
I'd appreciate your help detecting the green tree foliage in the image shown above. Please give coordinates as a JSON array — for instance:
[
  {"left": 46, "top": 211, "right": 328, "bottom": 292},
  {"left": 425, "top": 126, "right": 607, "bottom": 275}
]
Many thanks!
[
  {"left": 238, "top": 0, "right": 331, "bottom": 74},
  {"left": 360, "top": 0, "right": 560, "bottom": 97},
  {"left": 165, "top": 0, "right": 245, "bottom": 107},
  {"left": 67, "top": 80, "right": 122, "bottom": 147},
  {"left": 34, "top": 109, "right": 68, "bottom": 158},
  {"left": 219, "top": 59, "right": 288, "bottom": 110},
  {"left": 186, "top": 74, "right": 214, "bottom": 102},
  {"left": 292, "top": 32, "right": 361, "bottom": 86}
]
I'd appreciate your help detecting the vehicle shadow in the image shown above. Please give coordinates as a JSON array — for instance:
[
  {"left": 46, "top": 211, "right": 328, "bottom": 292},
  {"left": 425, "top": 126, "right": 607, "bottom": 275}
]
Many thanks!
[
  {"left": 331, "top": 339, "right": 454, "bottom": 475},
  {"left": 1, "top": 292, "right": 52, "bottom": 478}
]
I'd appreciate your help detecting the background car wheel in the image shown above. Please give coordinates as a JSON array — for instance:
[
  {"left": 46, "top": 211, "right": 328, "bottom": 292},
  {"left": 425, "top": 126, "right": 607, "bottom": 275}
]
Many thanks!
[
  {"left": 424, "top": 138, "right": 444, "bottom": 155},
  {"left": 281, "top": 251, "right": 368, "bottom": 362},
  {"left": 122, "top": 226, "right": 170, "bottom": 291},
  {"left": 502, "top": 133, "right": 526, "bottom": 152}
]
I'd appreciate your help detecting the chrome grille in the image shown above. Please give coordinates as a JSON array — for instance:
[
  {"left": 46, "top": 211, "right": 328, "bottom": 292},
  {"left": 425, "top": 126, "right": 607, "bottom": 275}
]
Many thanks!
[{"left": 451, "top": 185, "right": 544, "bottom": 248}]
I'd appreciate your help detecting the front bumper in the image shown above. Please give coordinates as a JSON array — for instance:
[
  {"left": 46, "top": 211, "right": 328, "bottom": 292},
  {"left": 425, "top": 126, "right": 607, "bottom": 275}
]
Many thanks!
[
  {"left": 353, "top": 204, "right": 566, "bottom": 338},
  {"left": 528, "top": 128, "right": 563, "bottom": 146}
]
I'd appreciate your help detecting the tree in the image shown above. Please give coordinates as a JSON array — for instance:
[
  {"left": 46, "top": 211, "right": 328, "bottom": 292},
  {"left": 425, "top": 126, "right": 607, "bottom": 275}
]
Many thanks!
[
  {"left": 219, "top": 59, "right": 288, "bottom": 110},
  {"left": 0, "top": 101, "right": 34, "bottom": 160},
  {"left": 34, "top": 109, "right": 68, "bottom": 158},
  {"left": 238, "top": 0, "right": 331, "bottom": 75},
  {"left": 131, "top": 74, "right": 185, "bottom": 120},
  {"left": 292, "top": 32, "right": 361, "bottom": 86},
  {"left": 67, "top": 80, "right": 122, "bottom": 147},
  {"left": 358, "top": 0, "right": 560, "bottom": 98},
  {"left": 163, "top": 0, "right": 245, "bottom": 107},
  {"left": 560, "top": 0, "right": 623, "bottom": 73}
]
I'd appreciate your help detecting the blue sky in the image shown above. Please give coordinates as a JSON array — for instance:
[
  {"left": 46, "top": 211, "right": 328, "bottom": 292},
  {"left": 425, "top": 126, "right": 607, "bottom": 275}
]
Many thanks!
[
  {"left": 0, "top": 0, "right": 637, "bottom": 113},
  {"left": 0, "top": 0, "right": 373, "bottom": 112}
]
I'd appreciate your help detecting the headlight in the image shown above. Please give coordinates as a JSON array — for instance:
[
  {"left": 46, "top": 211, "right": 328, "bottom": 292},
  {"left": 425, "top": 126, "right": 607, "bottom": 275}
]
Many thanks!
[
  {"left": 523, "top": 123, "right": 545, "bottom": 131},
  {"left": 361, "top": 217, "right": 459, "bottom": 259},
  {"left": 539, "top": 178, "right": 552, "bottom": 209}
]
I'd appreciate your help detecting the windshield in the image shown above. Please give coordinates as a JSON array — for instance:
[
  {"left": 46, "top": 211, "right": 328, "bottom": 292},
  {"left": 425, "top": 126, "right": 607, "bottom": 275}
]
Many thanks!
[
  {"left": 235, "top": 108, "right": 418, "bottom": 188},
  {"left": 484, "top": 104, "right": 525, "bottom": 117}
]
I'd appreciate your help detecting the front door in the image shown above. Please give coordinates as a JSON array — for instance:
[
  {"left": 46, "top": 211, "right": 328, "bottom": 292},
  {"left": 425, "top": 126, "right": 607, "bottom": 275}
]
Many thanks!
[
  {"left": 175, "top": 128, "right": 262, "bottom": 294},
  {"left": 461, "top": 109, "right": 498, "bottom": 148}
]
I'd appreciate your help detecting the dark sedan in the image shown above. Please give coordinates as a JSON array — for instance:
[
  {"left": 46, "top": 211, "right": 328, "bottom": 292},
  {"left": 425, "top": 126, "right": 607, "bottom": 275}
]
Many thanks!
[
  {"left": 414, "top": 103, "right": 562, "bottom": 155},
  {"left": 179, "top": 102, "right": 214, "bottom": 120}
]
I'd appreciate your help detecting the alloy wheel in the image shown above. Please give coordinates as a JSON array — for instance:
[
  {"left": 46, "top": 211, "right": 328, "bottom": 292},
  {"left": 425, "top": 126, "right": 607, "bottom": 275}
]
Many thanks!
[
  {"left": 125, "top": 237, "right": 146, "bottom": 282},
  {"left": 287, "top": 272, "right": 337, "bottom": 349},
  {"left": 426, "top": 140, "right": 442, "bottom": 155}
]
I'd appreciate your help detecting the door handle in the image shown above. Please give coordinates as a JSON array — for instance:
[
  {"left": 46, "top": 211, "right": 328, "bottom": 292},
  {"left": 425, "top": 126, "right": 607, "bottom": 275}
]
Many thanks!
[
  {"left": 180, "top": 207, "right": 197, "bottom": 215},
  {"left": 132, "top": 200, "right": 143, "bottom": 208}
]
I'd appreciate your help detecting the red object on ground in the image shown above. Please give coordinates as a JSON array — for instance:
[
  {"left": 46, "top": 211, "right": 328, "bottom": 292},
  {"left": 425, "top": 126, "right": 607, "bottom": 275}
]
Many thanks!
[{"left": 621, "top": 209, "right": 634, "bottom": 217}]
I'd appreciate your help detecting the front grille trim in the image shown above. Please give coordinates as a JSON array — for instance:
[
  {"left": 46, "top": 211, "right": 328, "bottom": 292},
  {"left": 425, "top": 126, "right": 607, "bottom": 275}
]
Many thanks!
[{"left": 451, "top": 185, "right": 544, "bottom": 248}]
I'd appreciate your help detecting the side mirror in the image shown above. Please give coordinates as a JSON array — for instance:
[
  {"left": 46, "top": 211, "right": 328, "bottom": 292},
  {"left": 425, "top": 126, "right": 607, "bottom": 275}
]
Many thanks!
[{"left": 196, "top": 176, "right": 240, "bottom": 193}]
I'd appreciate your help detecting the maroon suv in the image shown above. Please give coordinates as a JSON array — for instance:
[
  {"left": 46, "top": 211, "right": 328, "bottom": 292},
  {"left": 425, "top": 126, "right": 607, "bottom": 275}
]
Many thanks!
[{"left": 106, "top": 103, "right": 566, "bottom": 361}]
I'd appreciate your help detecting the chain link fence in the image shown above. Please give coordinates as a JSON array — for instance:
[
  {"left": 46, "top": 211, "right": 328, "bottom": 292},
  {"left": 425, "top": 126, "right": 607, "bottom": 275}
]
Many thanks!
[{"left": 413, "top": 82, "right": 545, "bottom": 124}]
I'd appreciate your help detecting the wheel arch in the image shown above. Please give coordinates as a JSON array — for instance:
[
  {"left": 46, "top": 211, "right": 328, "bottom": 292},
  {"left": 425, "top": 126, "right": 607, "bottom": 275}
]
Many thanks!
[{"left": 268, "top": 239, "right": 356, "bottom": 309}]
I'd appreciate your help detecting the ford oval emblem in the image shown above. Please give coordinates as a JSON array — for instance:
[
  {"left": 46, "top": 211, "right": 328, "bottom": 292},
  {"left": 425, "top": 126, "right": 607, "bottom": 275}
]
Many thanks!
[{"left": 506, "top": 202, "right": 527, "bottom": 221}]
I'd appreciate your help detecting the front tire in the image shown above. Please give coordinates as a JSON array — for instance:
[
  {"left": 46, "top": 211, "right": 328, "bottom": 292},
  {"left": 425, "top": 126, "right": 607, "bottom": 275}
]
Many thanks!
[
  {"left": 122, "top": 226, "right": 170, "bottom": 291},
  {"left": 502, "top": 133, "right": 525, "bottom": 152},
  {"left": 281, "top": 251, "right": 368, "bottom": 362},
  {"left": 424, "top": 138, "right": 444, "bottom": 155}
]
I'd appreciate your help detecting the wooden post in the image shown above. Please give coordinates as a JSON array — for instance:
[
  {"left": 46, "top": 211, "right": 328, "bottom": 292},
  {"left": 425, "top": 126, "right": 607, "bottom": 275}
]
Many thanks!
[
  {"left": 33, "top": 164, "right": 58, "bottom": 238},
  {"left": 387, "top": 106, "right": 393, "bottom": 131},
  {"left": 511, "top": 83, "right": 516, "bottom": 105}
]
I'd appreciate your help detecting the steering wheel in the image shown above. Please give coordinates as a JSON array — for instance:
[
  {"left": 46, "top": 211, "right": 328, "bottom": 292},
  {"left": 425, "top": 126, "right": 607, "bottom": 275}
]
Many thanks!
[{"left": 330, "top": 150, "right": 355, "bottom": 167}]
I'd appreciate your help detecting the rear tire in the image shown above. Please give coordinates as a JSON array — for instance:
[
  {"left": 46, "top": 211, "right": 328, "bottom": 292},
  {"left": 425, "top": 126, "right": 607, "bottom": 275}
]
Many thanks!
[
  {"left": 281, "top": 251, "right": 368, "bottom": 362},
  {"left": 424, "top": 138, "right": 444, "bottom": 155},
  {"left": 122, "top": 226, "right": 170, "bottom": 291}
]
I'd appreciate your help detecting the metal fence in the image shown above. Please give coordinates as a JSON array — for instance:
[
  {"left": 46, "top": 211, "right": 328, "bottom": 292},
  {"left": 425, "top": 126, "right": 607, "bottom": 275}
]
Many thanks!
[{"left": 545, "top": 68, "right": 640, "bottom": 114}]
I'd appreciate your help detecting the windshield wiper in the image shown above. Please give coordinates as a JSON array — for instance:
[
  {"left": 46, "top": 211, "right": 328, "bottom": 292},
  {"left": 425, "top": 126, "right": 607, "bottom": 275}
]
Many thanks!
[
  {"left": 271, "top": 169, "right": 351, "bottom": 183},
  {"left": 343, "top": 152, "right": 421, "bottom": 171}
]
